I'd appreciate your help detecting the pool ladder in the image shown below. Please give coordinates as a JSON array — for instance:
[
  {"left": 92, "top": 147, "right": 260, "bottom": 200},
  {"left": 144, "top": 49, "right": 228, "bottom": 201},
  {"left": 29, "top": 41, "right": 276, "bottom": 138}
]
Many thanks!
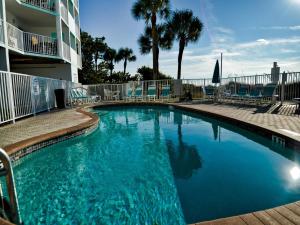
[{"left": 0, "top": 148, "right": 22, "bottom": 225}]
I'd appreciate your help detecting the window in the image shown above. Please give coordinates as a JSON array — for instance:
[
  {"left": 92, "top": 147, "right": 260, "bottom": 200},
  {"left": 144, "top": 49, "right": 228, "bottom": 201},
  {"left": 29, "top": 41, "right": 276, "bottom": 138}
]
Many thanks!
[
  {"left": 68, "top": 0, "right": 74, "bottom": 17},
  {"left": 70, "top": 33, "right": 76, "bottom": 50}
]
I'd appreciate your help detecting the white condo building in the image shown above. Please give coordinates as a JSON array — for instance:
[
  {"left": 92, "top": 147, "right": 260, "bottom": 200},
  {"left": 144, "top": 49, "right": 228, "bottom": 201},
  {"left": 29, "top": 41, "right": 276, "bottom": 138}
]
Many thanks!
[{"left": 0, "top": 0, "right": 82, "bottom": 83}]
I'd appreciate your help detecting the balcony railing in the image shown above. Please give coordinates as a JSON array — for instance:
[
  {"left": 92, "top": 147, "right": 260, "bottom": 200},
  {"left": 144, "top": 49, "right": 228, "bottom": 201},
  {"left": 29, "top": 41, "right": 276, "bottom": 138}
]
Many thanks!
[
  {"left": 75, "top": 23, "right": 80, "bottom": 37},
  {"left": 63, "top": 41, "right": 70, "bottom": 61},
  {"left": 7, "top": 23, "right": 24, "bottom": 52},
  {"left": 60, "top": 2, "right": 68, "bottom": 24},
  {"left": 20, "top": 0, "right": 56, "bottom": 12},
  {"left": 23, "top": 32, "right": 57, "bottom": 56},
  {"left": 7, "top": 22, "right": 58, "bottom": 56},
  {"left": 0, "top": 19, "right": 4, "bottom": 44}
]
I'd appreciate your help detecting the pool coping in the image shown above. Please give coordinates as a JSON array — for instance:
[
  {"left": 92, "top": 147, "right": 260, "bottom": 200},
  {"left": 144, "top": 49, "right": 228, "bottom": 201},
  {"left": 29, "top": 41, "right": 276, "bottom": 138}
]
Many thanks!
[{"left": 3, "top": 108, "right": 99, "bottom": 161}]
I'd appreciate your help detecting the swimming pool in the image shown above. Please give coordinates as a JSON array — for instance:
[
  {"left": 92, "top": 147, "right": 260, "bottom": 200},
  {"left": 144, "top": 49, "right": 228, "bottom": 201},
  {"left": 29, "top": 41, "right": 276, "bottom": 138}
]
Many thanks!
[{"left": 11, "top": 106, "right": 300, "bottom": 224}]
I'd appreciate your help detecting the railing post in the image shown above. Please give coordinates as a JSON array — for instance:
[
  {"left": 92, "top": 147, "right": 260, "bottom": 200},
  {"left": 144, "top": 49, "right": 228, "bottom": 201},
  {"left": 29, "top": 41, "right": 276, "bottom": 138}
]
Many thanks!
[
  {"left": 7, "top": 72, "right": 16, "bottom": 123},
  {"left": 281, "top": 72, "right": 287, "bottom": 105}
]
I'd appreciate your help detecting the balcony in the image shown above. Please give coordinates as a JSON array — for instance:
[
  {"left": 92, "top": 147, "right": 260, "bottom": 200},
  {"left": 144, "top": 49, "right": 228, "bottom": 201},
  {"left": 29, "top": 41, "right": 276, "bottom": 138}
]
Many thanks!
[
  {"left": 20, "top": 0, "right": 56, "bottom": 13},
  {"left": 0, "top": 19, "right": 4, "bottom": 44},
  {"left": 60, "top": 2, "right": 68, "bottom": 24},
  {"left": 7, "top": 22, "right": 58, "bottom": 57},
  {"left": 62, "top": 41, "right": 70, "bottom": 61},
  {"left": 77, "top": 54, "right": 82, "bottom": 68},
  {"left": 74, "top": 0, "right": 79, "bottom": 10}
]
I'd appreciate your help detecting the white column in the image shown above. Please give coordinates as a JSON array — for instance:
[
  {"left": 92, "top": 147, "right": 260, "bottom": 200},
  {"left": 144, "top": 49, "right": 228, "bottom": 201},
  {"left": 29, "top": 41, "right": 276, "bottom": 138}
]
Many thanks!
[{"left": 55, "top": 0, "right": 63, "bottom": 58}]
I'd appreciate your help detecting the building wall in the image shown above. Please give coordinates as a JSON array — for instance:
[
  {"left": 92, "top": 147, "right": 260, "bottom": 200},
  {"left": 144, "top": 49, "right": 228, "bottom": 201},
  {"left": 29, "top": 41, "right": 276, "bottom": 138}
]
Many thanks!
[{"left": 11, "top": 63, "right": 72, "bottom": 81}]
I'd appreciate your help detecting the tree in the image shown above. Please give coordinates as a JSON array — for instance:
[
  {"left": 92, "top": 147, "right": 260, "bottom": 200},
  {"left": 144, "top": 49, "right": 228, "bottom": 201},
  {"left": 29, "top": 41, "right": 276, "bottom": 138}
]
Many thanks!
[
  {"left": 116, "top": 48, "right": 137, "bottom": 76},
  {"left": 132, "top": 0, "right": 170, "bottom": 80},
  {"left": 168, "top": 10, "right": 203, "bottom": 79},
  {"left": 94, "top": 37, "right": 107, "bottom": 72},
  {"left": 138, "top": 24, "right": 173, "bottom": 79},
  {"left": 137, "top": 66, "right": 172, "bottom": 80},
  {"left": 103, "top": 48, "right": 117, "bottom": 76}
]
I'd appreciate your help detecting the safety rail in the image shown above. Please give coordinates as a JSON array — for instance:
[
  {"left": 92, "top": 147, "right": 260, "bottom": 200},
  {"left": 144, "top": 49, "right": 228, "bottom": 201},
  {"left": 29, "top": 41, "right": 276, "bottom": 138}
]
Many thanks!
[
  {"left": 0, "top": 71, "right": 75, "bottom": 125},
  {"left": 60, "top": 1, "right": 68, "bottom": 24},
  {"left": 77, "top": 53, "right": 82, "bottom": 68},
  {"left": 62, "top": 41, "right": 71, "bottom": 61},
  {"left": 84, "top": 72, "right": 300, "bottom": 102},
  {"left": 74, "top": 0, "right": 79, "bottom": 9},
  {"left": 75, "top": 22, "right": 80, "bottom": 38},
  {"left": 20, "top": 0, "right": 56, "bottom": 12},
  {"left": 7, "top": 22, "right": 58, "bottom": 56},
  {"left": 0, "top": 19, "right": 4, "bottom": 44},
  {"left": 0, "top": 148, "right": 22, "bottom": 225},
  {"left": 23, "top": 32, "right": 57, "bottom": 56}
]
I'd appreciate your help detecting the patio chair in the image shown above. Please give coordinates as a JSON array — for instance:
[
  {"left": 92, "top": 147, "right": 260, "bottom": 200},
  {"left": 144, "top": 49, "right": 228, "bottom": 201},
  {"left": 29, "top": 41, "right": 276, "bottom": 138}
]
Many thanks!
[
  {"left": 70, "top": 87, "right": 92, "bottom": 105},
  {"left": 230, "top": 84, "right": 249, "bottom": 102},
  {"left": 147, "top": 85, "right": 157, "bottom": 101},
  {"left": 261, "top": 83, "right": 278, "bottom": 104},
  {"left": 104, "top": 89, "right": 120, "bottom": 101}
]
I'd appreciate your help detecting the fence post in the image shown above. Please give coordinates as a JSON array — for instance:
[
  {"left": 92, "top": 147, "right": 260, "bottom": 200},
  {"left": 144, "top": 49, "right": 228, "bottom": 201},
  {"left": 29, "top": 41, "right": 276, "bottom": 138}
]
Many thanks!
[
  {"left": 7, "top": 72, "right": 16, "bottom": 123},
  {"left": 281, "top": 72, "right": 287, "bottom": 105}
]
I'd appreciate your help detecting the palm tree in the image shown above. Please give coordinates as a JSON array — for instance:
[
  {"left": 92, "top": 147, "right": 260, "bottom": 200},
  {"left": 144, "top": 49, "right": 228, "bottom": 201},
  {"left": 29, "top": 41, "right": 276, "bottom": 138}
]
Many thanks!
[
  {"left": 168, "top": 10, "right": 203, "bottom": 80},
  {"left": 116, "top": 48, "right": 137, "bottom": 76},
  {"left": 138, "top": 24, "right": 173, "bottom": 77},
  {"left": 94, "top": 37, "right": 107, "bottom": 72},
  {"left": 103, "top": 48, "right": 117, "bottom": 76},
  {"left": 132, "top": 0, "right": 170, "bottom": 80}
]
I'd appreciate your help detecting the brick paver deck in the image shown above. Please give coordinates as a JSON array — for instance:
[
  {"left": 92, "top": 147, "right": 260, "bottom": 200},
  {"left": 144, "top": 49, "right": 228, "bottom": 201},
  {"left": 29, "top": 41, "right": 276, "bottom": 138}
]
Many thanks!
[
  {"left": 177, "top": 103, "right": 300, "bottom": 143},
  {"left": 0, "top": 109, "right": 91, "bottom": 149}
]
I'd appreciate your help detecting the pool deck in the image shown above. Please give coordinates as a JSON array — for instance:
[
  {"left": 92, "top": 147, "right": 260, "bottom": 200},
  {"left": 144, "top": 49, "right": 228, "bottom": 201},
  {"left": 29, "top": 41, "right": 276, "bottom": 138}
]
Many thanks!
[
  {"left": 193, "top": 201, "right": 300, "bottom": 225},
  {"left": 1, "top": 102, "right": 300, "bottom": 225},
  {"left": 0, "top": 108, "right": 98, "bottom": 155}
]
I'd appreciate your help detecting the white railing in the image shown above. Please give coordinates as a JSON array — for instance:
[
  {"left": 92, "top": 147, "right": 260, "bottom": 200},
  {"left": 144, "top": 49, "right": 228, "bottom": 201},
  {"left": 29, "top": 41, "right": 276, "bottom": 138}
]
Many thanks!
[
  {"left": 20, "top": 0, "right": 56, "bottom": 12},
  {"left": 84, "top": 72, "right": 300, "bottom": 102},
  {"left": 0, "top": 19, "right": 4, "bottom": 44},
  {"left": 0, "top": 71, "right": 76, "bottom": 125},
  {"left": 6, "top": 22, "right": 58, "bottom": 56},
  {"left": 7, "top": 23, "right": 24, "bottom": 52},
  {"left": 23, "top": 32, "right": 57, "bottom": 56},
  {"left": 60, "top": 1, "right": 68, "bottom": 24},
  {"left": 63, "top": 41, "right": 71, "bottom": 61}
]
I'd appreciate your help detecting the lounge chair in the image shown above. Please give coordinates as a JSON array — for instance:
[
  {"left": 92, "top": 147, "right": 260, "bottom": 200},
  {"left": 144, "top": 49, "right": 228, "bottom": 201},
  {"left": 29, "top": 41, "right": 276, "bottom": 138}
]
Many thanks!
[
  {"left": 204, "top": 86, "right": 215, "bottom": 100},
  {"left": 261, "top": 83, "right": 278, "bottom": 104},
  {"left": 147, "top": 85, "right": 156, "bottom": 101},
  {"left": 161, "top": 85, "right": 171, "bottom": 101},
  {"left": 70, "top": 87, "right": 92, "bottom": 105},
  {"left": 134, "top": 86, "right": 143, "bottom": 101},
  {"left": 125, "top": 87, "right": 134, "bottom": 102}
]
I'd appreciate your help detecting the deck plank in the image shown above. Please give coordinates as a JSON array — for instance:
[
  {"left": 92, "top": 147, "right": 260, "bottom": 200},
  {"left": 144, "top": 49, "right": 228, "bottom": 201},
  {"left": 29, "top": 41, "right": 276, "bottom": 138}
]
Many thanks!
[
  {"left": 195, "top": 216, "right": 247, "bottom": 225},
  {"left": 240, "top": 213, "right": 264, "bottom": 225},
  {"left": 265, "top": 209, "right": 294, "bottom": 225},
  {"left": 274, "top": 206, "right": 300, "bottom": 224},
  {"left": 285, "top": 203, "right": 300, "bottom": 217},
  {"left": 253, "top": 211, "right": 281, "bottom": 225}
]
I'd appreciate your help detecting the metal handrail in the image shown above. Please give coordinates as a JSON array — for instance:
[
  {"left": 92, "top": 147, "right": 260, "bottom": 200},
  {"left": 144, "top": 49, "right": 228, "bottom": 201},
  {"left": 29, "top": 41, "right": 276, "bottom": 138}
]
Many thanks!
[{"left": 0, "top": 148, "right": 22, "bottom": 225}]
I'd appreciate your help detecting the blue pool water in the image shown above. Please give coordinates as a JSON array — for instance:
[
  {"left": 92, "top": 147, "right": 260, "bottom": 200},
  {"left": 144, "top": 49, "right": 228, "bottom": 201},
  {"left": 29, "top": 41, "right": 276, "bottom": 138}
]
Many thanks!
[{"left": 9, "top": 106, "right": 300, "bottom": 224}]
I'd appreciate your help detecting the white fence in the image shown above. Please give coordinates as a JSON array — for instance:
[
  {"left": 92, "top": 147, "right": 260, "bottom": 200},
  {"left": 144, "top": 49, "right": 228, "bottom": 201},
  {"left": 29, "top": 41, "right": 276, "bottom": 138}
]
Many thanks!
[
  {"left": 0, "top": 18, "right": 4, "bottom": 44},
  {"left": 7, "top": 22, "right": 58, "bottom": 56},
  {"left": 0, "top": 71, "right": 75, "bottom": 125},
  {"left": 20, "top": 0, "right": 56, "bottom": 12},
  {"left": 84, "top": 72, "right": 300, "bottom": 102}
]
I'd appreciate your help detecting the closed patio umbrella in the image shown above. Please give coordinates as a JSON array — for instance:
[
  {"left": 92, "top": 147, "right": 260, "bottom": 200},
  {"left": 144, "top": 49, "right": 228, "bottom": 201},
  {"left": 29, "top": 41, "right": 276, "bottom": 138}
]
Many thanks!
[{"left": 212, "top": 60, "right": 220, "bottom": 84}]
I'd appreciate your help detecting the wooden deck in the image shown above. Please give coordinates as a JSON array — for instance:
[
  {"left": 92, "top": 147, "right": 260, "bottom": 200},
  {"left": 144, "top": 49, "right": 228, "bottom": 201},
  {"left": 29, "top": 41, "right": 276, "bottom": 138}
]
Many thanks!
[{"left": 193, "top": 201, "right": 300, "bottom": 225}]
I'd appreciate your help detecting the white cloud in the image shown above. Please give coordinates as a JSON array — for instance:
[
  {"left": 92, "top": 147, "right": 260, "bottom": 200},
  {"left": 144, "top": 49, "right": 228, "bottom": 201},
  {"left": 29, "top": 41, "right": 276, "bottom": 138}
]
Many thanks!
[{"left": 257, "top": 25, "right": 300, "bottom": 31}]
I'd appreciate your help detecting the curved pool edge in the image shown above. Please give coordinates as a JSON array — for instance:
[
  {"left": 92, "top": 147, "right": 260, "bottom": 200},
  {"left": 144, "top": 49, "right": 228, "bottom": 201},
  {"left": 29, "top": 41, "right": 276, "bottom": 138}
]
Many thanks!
[
  {"left": 3, "top": 108, "right": 99, "bottom": 161},
  {"left": 93, "top": 102, "right": 300, "bottom": 150}
]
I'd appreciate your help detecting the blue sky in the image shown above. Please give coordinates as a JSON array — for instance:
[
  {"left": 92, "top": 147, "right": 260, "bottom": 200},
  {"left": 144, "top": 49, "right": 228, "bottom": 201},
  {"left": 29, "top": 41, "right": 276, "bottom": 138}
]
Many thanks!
[{"left": 80, "top": 0, "right": 300, "bottom": 79}]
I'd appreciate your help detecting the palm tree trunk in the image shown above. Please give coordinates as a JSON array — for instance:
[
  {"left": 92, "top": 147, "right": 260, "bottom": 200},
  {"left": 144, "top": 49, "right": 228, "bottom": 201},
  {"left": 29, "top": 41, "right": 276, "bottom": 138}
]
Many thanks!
[
  {"left": 157, "top": 47, "right": 159, "bottom": 79},
  {"left": 124, "top": 58, "right": 127, "bottom": 76},
  {"left": 177, "top": 39, "right": 185, "bottom": 80},
  {"left": 152, "top": 14, "right": 158, "bottom": 80}
]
